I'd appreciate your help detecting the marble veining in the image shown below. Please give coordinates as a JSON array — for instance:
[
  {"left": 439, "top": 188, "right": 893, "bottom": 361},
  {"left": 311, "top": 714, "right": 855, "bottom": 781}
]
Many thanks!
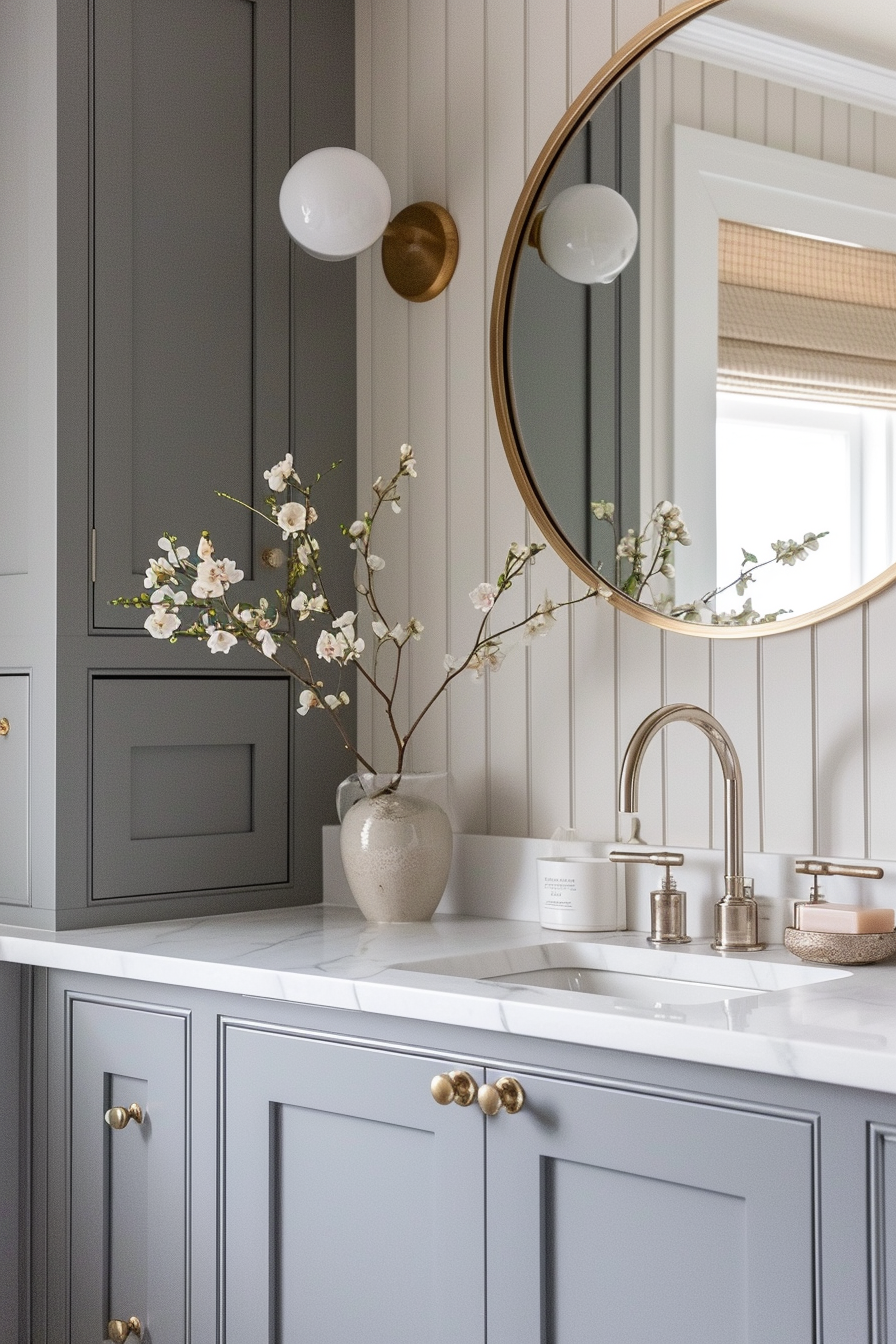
[{"left": 4, "top": 907, "right": 896, "bottom": 1093}]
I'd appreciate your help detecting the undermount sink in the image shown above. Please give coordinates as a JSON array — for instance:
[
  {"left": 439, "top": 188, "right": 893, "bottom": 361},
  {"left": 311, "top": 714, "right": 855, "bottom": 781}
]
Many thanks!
[{"left": 399, "top": 940, "right": 851, "bottom": 1008}]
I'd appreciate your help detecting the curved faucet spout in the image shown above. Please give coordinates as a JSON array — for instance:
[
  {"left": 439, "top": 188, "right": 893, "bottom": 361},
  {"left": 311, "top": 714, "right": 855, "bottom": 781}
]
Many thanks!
[{"left": 619, "top": 704, "right": 745, "bottom": 902}]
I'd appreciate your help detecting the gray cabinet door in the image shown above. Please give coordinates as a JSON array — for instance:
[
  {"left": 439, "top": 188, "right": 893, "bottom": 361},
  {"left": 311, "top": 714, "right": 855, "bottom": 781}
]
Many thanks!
[
  {"left": 222, "top": 1025, "right": 486, "bottom": 1344},
  {"left": 486, "top": 1069, "right": 816, "bottom": 1344},
  {"left": 69, "top": 998, "right": 189, "bottom": 1343},
  {"left": 91, "top": 0, "right": 290, "bottom": 628}
]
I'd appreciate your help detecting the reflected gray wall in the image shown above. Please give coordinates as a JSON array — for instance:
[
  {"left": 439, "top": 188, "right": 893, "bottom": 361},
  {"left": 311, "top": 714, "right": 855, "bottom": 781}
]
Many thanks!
[{"left": 510, "top": 71, "right": 640, "bottom": 583}]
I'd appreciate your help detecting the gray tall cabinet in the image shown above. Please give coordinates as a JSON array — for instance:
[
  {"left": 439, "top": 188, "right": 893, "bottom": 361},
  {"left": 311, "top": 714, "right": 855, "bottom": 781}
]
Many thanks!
[{"left": 0, "top": 0, "right": 355, "bottom": 928}]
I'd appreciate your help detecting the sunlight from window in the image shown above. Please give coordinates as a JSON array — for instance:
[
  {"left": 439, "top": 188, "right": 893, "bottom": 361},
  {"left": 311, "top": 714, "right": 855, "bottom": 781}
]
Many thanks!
[{"left": 716, "top": 395, "right": 863, "bottom": 618}]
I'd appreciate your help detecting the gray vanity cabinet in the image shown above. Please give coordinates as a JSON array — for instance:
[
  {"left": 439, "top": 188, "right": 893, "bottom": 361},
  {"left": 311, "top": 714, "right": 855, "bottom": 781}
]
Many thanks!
[
  {"left": 220, "top": 1029, "right": 816, "bottom": 1344},
  {"left": 485, "top": 1068, "right": 815, "bottom": 1344},
  {"left": 65, "top": 996, "right": 189, "bottom": 1344},
  {"left": 221, "top": 1025, "right": 486, "bottom": 1344}
]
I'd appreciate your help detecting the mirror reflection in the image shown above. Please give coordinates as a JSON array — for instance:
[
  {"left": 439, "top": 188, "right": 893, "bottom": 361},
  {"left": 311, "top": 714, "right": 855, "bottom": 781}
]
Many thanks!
[{"left": 508, "top": 0, "right": 896, "bottom": 626}]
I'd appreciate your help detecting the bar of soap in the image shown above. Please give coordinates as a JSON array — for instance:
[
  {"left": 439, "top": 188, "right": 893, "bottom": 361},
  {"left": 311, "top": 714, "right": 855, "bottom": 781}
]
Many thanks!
[{"left": 798, "top": 903, "right": 895, "bottom": 934}]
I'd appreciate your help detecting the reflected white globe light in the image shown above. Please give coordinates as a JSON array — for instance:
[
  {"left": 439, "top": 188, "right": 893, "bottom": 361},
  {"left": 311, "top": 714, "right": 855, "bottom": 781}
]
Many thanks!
[
  {"left": 279, "top": 147, "right": 392, "bottom": 261},
  {"left": 537, "top": 184, "right": 639, "bottom": 284}
]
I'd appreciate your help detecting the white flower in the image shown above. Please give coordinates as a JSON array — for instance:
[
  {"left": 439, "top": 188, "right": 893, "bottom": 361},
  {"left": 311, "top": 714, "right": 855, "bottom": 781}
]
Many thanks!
[
  {"left": 372, "top": 619, "right": 389, "bottom": 640},
  {"left": 276, "top": 501, "right": 307, "bottom": 538},
  {"left": 523, "top": 595, "right": 558, "bottom": 642},
  {"left": 400, "top": 443, "right": 417, "bottom": 477},
  {"left": 617, "top": 530, "right": 640, "bottom": 560},
  {"left": 191, "top": 557, "right": 243, "bottom": 599},
  {"left": 333, "top": 610, "right": 357, "bottom": 631},
  {"left": 444, "top": 653, "right": 464, "bottom": 673},
  {"left": 257, "top": 629, "right": 277, "bottom": 659},
  {"left": 197, "top": 535, "right": 214, "bottom": 560},
  {"left": 150, "top": 585, "right": 187, "bottom": 606},
  {"left": 316, "top": 630, "right": 341, "bottom": 662},
  {"left": 144, "top": 556, "right": 176, "bottom": 589},
  {"left": 207, "top": 628, "right": 238, "bottom": 654},
  {"left": 144, "top": 607, "right": 181, "bottom": 639},
  {"left": 291, "top": 591, "right": 327, "bottom": 619},
  {"left": 590, "top": 500, "right": 614, "bottom": 522},
  {"left": 263, "top": 454, "right": 296, "bottom": 492},
  {"left": 297, "top": 689, "right": 321, "bottom": 715},
  {"left": 157, "top": 537, "right": 190, "bottom": 564},
  {"left": 469, "top": 582, "right": 498, "bottom": 612},
  {"left": 661, "top": 563, "right": 675, "bottom": 578},
  {"left": 406, "top": 618, "right": 424, "bottom": 640},
  {"left": 367, "top": 554, "right": 385, "bottom": 571},
  {"left": 348, "top": 519, "right": 366, "bottom": 538},
  {"left": 508, "top": 542, "right": 535, "bottom": 561},
  {"left": 468, "top": 639, "right": 504, "bottom": 679}
]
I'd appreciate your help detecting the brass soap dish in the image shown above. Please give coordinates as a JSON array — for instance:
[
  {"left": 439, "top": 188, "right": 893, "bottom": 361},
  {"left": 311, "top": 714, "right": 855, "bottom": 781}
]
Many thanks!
[{"left": 784, "top": 927, "right": 896, "bottom": 966}]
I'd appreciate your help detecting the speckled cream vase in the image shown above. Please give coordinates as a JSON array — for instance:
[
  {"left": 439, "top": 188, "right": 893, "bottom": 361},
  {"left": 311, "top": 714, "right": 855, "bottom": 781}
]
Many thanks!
[{"left": 339, "top": 790, "right": 453, "bottom": 922}]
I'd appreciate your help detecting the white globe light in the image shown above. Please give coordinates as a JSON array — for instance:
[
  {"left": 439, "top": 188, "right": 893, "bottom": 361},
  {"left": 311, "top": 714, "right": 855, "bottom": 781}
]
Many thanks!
[
  {"left": 279, "top": 147, "right": 392, "bottom": 261},
  {"left": 538, "top": 184, "right": 639, "bottom": 284}
]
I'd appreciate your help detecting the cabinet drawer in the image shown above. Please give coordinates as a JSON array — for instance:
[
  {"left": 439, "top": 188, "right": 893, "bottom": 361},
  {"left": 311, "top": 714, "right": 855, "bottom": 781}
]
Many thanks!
[
  {"left": 0, "top": 675, "right": 29, "bottom": 904},
  {"left": 486, "top": 1069, "right": 816, "bottom": 1344},
  {"left": 69, "top": 997, "right": 189, "bottom": 1344},
  {"left": 221, "top": 1025, "right": 486, "bottom": 1344}
]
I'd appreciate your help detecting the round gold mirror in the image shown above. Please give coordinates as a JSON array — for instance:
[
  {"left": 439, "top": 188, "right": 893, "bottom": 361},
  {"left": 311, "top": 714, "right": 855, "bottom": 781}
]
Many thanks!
[{"left": 491, "top": 0, "right": 896, "bottom": 635}]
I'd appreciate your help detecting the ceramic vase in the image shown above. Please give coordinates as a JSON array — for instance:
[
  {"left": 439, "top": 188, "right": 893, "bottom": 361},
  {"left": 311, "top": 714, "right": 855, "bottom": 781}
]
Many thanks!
[{"left": 339, "top": 779, "right": 453, "bottom": 922}]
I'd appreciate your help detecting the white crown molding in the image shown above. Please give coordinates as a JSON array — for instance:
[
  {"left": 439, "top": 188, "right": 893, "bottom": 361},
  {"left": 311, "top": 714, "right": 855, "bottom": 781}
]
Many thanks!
[{"left": 660, "top": 15, "right": 896, "bottom": 119}]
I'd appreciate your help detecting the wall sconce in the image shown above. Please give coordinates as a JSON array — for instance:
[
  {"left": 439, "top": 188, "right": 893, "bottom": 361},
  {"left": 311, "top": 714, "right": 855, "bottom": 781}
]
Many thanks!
[
  {"left": 279, "top": 147, "right": 459, "bottom": 303},
  {"left": 528, "top": 184, "right": 638, "bottom": 284}
]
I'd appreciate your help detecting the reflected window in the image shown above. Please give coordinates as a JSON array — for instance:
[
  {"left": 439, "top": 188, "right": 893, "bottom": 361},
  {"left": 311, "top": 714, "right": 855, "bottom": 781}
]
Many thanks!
[{"left": 715, "top": 222, "right": 896, "bottom": 617}]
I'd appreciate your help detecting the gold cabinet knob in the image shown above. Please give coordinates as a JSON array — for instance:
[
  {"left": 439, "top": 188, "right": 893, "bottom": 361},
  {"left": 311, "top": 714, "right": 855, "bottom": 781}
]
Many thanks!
[
  {"left": 430, "top": 1070, "right": 478, "bottom": 1107},
  {"left": 478, "top": 1077, "right": 525, "bottom": 1116},
  {"left": 104, "top": 1103, "right": 143, "bottom": 1130},
  {"left": 107, "top": 1318, "right": 142, "bottom": 1342},
  {"left": 0, "top": 718, "right": 9, "bottom": 737}
]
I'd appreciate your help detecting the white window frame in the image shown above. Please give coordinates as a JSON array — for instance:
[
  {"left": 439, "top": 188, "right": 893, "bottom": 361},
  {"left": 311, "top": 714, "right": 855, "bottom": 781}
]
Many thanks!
[{"left": 670, "top": 124, "right": 896, "bottom": 601}]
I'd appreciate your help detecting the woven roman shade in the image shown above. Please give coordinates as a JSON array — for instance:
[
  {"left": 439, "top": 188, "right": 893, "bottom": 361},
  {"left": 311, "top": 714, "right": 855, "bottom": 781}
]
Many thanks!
[{"left": 717, "top": 220, "right": 896, "bottom": 408}]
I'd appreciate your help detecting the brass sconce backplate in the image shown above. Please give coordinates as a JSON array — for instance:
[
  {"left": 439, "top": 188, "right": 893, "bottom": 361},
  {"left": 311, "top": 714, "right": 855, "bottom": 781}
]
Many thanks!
[{"left": 382, "top": 201, "right": 459, "bottom": 302}]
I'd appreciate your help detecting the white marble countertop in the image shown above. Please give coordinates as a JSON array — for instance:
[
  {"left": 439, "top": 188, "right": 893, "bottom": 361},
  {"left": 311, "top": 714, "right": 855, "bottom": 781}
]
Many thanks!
[{"left": 3, "top": 906, "right": 896, "bottom": 1093}]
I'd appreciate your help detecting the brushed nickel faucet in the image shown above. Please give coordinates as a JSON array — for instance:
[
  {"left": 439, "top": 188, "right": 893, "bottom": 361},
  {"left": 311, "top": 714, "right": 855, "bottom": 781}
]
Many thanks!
[{"left": 618, "top": 704, "right": 764, "bottom": 952}]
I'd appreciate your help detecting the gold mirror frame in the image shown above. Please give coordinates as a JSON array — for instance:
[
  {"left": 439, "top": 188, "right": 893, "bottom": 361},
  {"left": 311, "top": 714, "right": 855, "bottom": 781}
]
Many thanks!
[{"left": 490, "top": 0, "right": 896, "bottom": 638}]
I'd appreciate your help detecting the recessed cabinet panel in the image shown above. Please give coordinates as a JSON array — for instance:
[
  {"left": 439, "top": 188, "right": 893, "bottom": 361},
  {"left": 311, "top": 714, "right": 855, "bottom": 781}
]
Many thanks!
[
  {"left": 69, "top": 998, "right": 188, "bottom": 1344},
  {"left": 222, "top": 1026, "right": 486, "bottom": 1344},
  {"left": 486, "top": 1071, "right": 816, "bottom": 1344},
  {"left": 870, "top": 1123, "right": 896, "bottom": 1341},
  {"left": 91, "top": 676, "right": 289, "bottom": 900},
  {"left": 92, "top": 0, "right": 290, "bottom": 628},
  {"left": 0, "top": 675, "right": 29, "bottom": 904}
]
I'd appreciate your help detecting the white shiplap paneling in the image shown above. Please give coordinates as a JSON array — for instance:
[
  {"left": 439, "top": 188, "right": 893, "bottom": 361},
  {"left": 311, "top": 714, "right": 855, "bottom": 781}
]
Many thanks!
[{"left": 358, "top": 0, "right": 896, "bottom": 892}]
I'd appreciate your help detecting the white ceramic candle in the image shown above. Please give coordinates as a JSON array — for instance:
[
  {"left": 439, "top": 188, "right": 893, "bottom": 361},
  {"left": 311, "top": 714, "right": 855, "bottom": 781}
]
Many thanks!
[{"left": 537, "top": 856, "right": 619, "bottom": 931}]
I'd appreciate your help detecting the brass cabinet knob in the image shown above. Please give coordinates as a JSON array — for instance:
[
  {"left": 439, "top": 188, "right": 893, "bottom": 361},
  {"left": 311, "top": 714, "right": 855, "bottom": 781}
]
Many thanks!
[
  {"left": 0, "top": 718, "right": 9, "bottom": 737},
  {"left": 430, "top": 1070, "right": 478, "bottom": 1107},
  {"left": 104, "top": 1103, "right": 144, "bottom": 1130},
  {"left": 478, "top": 1077, "right": 525, "bottom": 1116},
  {"left": 107, "top": 1318, "right": 142, "bottom": 1342}
]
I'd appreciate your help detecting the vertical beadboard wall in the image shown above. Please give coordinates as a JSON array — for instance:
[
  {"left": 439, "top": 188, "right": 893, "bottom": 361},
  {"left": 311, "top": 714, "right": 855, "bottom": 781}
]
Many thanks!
[{"left": 355, "top": 0, "right": 896, "bottom": 864}]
